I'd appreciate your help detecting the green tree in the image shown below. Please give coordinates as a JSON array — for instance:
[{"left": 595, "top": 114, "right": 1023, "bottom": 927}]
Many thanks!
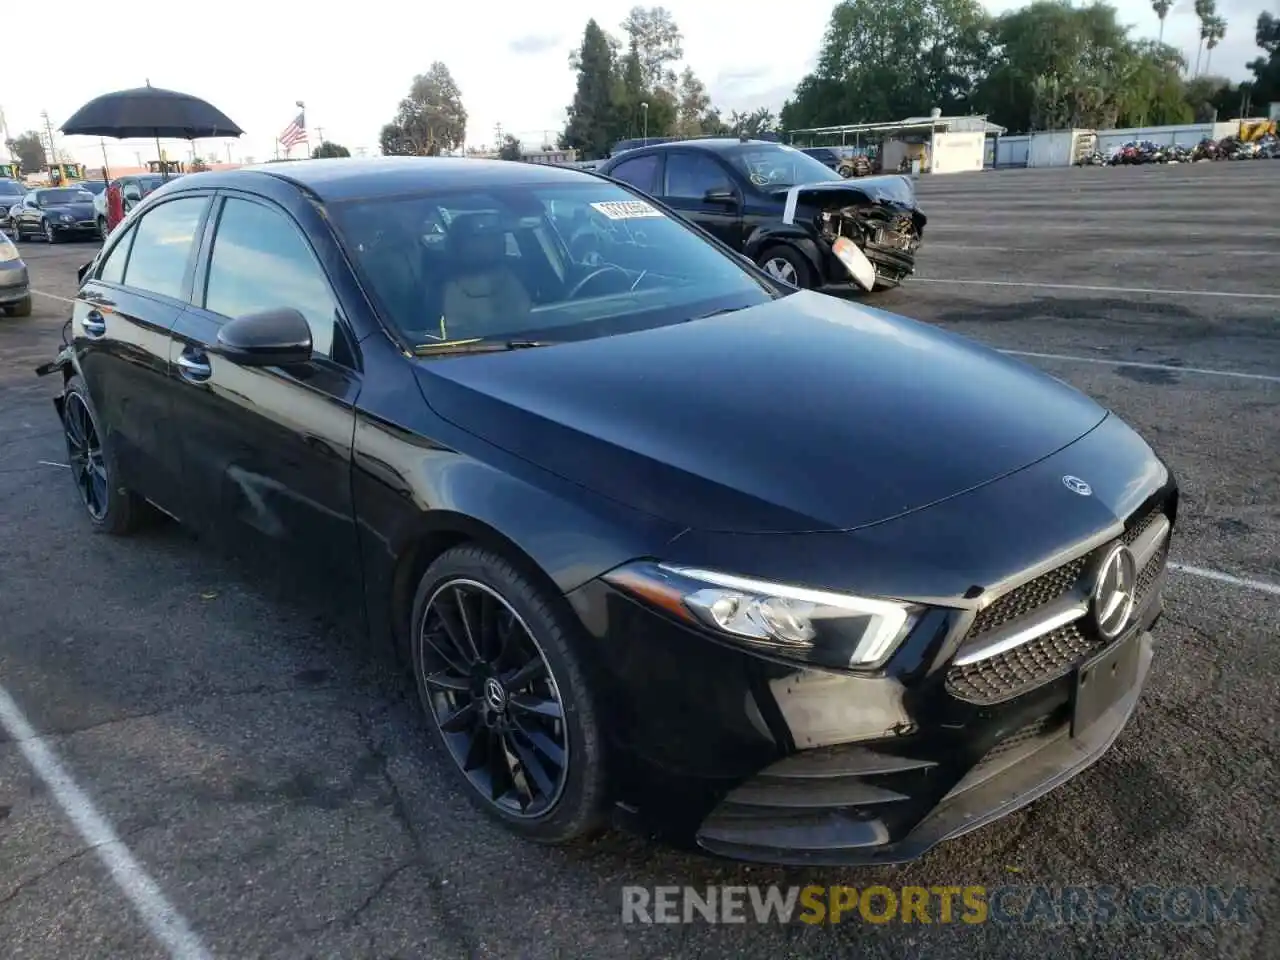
[
  {"left": 1192, "top": 0, "right": 1215, "bottom": 77},
  {"left": 498, "top": 134, "right": 523, "bottom": 160},
  {"left": 1151, "top": 0, "right": 1174, "bottom": 44},
  {"left": 781, "top": 0, "right": 991, "bottom": 131},
  {"left": 673, "top": 67, "right": 712, "bottom": 137},
  {"left": 1202, "top": 16, "right": 1226, "bottom": 75},
  {"left": 9, "top": 132, "right": 45, "bottom": 172},
  {"left": 1246, "top": 13, "right": 1280, "bottom": 109},
  {"left": 380, "top": 62, "right": 467, "bottom": 156},
  {"left": 312, "top": 141, "right": 351, "bottom": 158},
  {"left": 562, "top": 20, "right": 619, "bottom": 158},
  {"left": 620, "top": 6, "right": 684, "bottom": 91}
]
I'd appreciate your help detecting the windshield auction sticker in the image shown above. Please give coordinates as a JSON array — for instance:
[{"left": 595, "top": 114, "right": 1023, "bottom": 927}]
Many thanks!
[{"left": 591, "top": 200, "right": 664, "bottom": 220}]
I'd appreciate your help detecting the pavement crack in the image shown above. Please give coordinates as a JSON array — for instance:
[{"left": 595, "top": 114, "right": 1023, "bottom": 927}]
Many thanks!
[{"left": 0, "top": 825, "right": 150, "bottom": 908}]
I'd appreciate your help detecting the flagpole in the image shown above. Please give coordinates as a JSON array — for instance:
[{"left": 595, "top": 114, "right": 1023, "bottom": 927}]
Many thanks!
[{"left": 296, "top": 100, "right": 306, "bottom": 159}]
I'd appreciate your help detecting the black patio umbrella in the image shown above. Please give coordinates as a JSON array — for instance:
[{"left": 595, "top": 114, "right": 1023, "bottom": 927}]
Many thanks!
[{"left": 60, "top": 81, "right": 243, "bottom": 181}]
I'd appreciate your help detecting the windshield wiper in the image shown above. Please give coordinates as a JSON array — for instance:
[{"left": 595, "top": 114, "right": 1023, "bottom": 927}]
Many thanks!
[
  {"left": 412, "top": 339, "right": 554, "bottom": 356},
  {"left": 689, "top": 306, "right": 752, "bottom": 322}
]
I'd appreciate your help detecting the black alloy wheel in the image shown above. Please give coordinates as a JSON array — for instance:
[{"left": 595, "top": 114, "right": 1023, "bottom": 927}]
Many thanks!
[
  {"left": 419, "top": 577, "right": 570, "bottom": 818},
  {"left": 63, "top": 390, "right": 109, "bottom": 521}
]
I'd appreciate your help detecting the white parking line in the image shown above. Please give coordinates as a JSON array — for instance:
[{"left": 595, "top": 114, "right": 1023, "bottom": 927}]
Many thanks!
[
  {"left": 0, "top": 685, "right": 213, "bottom": 960},
  {"left": 32, "top": 290, "right": 75, "bottom": 304},
  {"left": 912, "top": 278, "right": 1280, "bottom": 300},
  {"left": 999, "top": 350, "right": 1280, "bottom": 384},
  {"left": 1171, "top": 564, "right": 1280, "bottom": 597}
]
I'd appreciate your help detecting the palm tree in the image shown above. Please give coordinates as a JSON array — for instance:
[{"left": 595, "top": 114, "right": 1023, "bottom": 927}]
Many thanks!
[
  {"left": 1204, "top": 16, "right": 1227, "bottom": 74},
  {"left": 1152, "top": 0, "right": 1174, "bottom": 44},
  {"left": 1192, "top": 0, "right": 1215, "bottom": 76}
]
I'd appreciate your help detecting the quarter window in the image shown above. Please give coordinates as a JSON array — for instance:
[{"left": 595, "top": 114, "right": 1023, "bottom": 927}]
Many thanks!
[
  {"left": 119, "top": 196, "right": 207, "bottom": 300},
  {"left": 204, "top": 198, "right": 337, "bottom": 357},
  {"left": 97, "top": 227, "right": 135, "bottom": 284}
]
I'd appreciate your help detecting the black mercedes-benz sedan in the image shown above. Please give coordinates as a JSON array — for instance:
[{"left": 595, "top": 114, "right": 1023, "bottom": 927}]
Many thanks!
[
  {"left": 597, "top": 138, "right": 925, "bottom": 292},
  {"left": 37, "top": 157, "right": 1176, "bottom": 866}
]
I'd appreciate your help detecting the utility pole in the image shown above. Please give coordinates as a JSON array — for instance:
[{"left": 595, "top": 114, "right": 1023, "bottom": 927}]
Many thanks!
[
  {"left": 494, "top": 122, "right": 503, "bottom": 147},
  {"left": 315, "top": 127, "right": 324, "bottom": 146},
  {"left": 41, "top": 110, "right": 57, "bottom": 165}
]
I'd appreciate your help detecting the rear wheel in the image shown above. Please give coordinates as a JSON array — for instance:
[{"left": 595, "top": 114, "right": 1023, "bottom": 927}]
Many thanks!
[
  {"left": 410, "top": 544, "right": 609, "bottom": 844},
  {"left": 756, "top": 244, "right": 814, "bottom": 289},
  {"left": 61, "top": 375, "right": 150, "bottom": 534}
]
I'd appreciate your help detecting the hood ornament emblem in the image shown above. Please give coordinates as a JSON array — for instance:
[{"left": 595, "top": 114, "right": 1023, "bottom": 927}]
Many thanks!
[{"left": 1062, "top": 475, "right": 1092, "bottom": 496}]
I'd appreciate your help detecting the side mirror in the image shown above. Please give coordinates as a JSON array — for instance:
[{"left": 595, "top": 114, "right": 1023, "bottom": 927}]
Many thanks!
[
  {"left": 214, "top": 308, "right": 313, "bottom": 367},
  {"left": 704, "top": 187, "right": 737, "bottom": 205}
]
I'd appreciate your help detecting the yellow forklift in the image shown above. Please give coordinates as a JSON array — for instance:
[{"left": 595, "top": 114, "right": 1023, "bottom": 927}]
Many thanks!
[
  {"left": 44, "top": 162, "right": 87, "bottom": 186},
  {"left": 0, "top": 161, "right": 20, "bottom": 180},
  {"left": 147, "top": 159, "right": 186, "bottom": 175}
]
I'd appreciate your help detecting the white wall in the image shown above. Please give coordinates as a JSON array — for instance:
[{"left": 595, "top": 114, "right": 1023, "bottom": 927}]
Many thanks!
[{"left": 930, "top": 132, "right": 985, "bottom": 174}]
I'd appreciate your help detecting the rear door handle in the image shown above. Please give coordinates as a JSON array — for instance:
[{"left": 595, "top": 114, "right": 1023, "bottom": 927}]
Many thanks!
[
  {"left": 176, "top": 349, "right": 212, "bottom": 383},
  {"left": 80, "top": 309, "right": 106, "bottom": 338}
]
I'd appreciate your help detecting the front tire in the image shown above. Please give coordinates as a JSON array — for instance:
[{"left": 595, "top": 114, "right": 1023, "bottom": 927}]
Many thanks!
[
  {"left": 61, "top": 375, "right": 150, "bottom": 535},
  {"left": 97, "top": 216, "right": 108, "bottom": 240},
  {"left": 756, "top": 243, "right": 814, "bottom": 289},
  {"left": 5, "top": 295, "right": 33, "bottom": 317},
  {"left": 43, "top": 219, "right": 58, "bottom": 243},
  {"left": 410, "top": 544, "right": 609, "bottom": 844}
]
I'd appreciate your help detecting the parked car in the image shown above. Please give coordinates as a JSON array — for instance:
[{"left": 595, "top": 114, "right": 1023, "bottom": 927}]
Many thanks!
[
  {"left": 0, "top": 177, "right": 25, "bottom": 234},
  {"left": 0, "top": 229, "right": 31, "bottom": 315},
  {"left": 10, "top": 186, "right": 99, "bottom": 242},
  {"left": 93, "top": 173, "right": 185, "bottom": 237},
  {"left": 37, "top": 156, "right": 1176, "bottom": 867},
  {"left": 597, "top": 138, "right": 925, "bottom": 292}
]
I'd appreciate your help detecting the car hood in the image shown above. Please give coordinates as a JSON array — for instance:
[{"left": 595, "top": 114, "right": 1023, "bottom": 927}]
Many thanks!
[
  {"left": 415, "top": 292, "right": 1109, "bottom": 534},
  {"left": 43, "top": 202, "right": 95, "bottom": 218},
  {"left": 767, "top": 174, "right": 920, "bottom": 211}
]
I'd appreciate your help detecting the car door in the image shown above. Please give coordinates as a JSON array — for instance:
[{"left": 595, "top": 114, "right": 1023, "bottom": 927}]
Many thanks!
[
  {"left": 18, "top": 193, "right": 40, "bottom": 232},
  {"left": 167, "top": 191, "right": 364, "bottom": 603},
  {"left": 72, "top": 192, "right": 213, "bottom": 517},
  {"left": 656, "top": 151, "right": 745, "bottom": 250}
]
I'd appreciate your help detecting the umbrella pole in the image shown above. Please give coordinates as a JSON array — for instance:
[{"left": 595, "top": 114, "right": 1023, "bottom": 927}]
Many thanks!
[
  {"left": 155, "top": 133, "right": 167, "bottom": 181},
  {"left": 99, "top": 137, "right": 110, "bottom": 184}
]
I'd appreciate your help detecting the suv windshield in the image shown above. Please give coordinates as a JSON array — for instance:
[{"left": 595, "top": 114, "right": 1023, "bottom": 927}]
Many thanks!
[
  {"left": 329, "top": 180, "right": 778, "bottom": 348},
  {"left": 729, "top": 144, "right": 846, "bottom": 188},
  {"left": 39, "top": 188, "right": 93, "bottom": 204}
]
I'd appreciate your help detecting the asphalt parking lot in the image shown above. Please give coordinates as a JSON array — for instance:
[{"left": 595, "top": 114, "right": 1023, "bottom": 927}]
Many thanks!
[{"left": 1, "top": 162, "right": 1277, "bottom": 959}]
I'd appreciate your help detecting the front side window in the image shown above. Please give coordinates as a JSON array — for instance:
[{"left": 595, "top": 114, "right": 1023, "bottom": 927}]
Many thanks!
[
  {"left": 662, "top": 152, "right": 733, "bottom": 199},
  {"left": 98, "top": 226, "right": 135, "bottom": 284},
  {"left": 204, "top": 198, "right": 337, "bottom": 356},
  {"left": 120, "top": 196, "right": 208, "bottom": 300},
  {"left": 329, "top": 179, "right": 777, "bottom": 348}
]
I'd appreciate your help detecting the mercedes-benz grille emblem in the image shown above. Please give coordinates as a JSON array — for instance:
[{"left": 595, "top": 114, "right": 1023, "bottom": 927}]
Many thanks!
[
  {"left": 1062, "top": 475, "right": 1093, "bottom": 496},
  {"left": 1093, "top": 544, "right": 1138, "bottom": 640}
]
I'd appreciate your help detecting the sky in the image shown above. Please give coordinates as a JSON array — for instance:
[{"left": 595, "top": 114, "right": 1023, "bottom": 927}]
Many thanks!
[{"left": 0, "top": 0, "right": 1268, "bottom": 169}]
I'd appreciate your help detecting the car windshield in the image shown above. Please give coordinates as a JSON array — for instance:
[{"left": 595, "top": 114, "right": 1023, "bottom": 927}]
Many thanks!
[
  {"left": 78, "top": 181, "right": 106, "bottom": 193},
  {"left": 40, "top": 188, "right": 93, "bottom": 204},
  {"left": 729, "top": 144, "right": 846, "bottom": 188},
  {"left": 0, "top": 181, "right": 23, "bottom": 196},
  {"left": 329, "top": 179, "right": 778, "bottom": 349}
]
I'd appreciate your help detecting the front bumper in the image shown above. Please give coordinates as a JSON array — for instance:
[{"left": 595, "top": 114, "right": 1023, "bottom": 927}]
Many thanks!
[
  {"left": 568, "top": 484, "right": 1173, "bottom": 865},
  {"left": 0, "top": 262, "right": 29, "bottom": 304},
  {"left": 696, "top": 627, "right": 1154, "bottom": 866}
]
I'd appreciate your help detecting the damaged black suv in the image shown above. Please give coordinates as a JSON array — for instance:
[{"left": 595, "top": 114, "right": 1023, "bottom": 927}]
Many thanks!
[{"left": 597, "top": 138, "right": 926, "bottom": 293}]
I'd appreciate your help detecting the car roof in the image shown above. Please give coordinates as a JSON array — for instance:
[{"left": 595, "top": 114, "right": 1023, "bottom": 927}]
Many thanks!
[
  {"left": 164, "top": 156, "right": 603, "bottom": 203},
  {"left": 610, "top": 138, "right": 783, "bottom": 160}
]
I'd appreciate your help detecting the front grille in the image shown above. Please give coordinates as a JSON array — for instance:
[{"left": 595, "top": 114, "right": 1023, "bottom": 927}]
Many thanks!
[
  {"left": 947, "top": 622, "right": 1097, "bottom": 705},
  {"left": 946, "top": 505, "right": 1169, "bottom": 705}
]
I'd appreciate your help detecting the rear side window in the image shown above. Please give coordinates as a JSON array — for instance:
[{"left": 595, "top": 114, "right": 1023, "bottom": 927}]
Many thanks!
[
  {"left": 120, "top": 196, "right": 207, "bottom": 300},
  {"left": 609, "top": 154, "right": 659, "bottom": 195}
]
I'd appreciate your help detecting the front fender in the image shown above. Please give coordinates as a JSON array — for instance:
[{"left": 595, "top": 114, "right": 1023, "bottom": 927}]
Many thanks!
[{"left": 743, "top": 226, "right": 825, "bottom": 277}]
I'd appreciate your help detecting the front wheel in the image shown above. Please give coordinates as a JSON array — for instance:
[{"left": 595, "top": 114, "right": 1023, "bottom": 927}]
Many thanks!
[
  {"left": 97, "top": 216, "right": 108, "bottom": 240},
  {"left": 43, "top": 219, "right": 58, "bottom": 243},
  {"left": 5, "top": 295, "right": 33, "bottom": 317},
  {"left": 410, "top": 544, "right": 610, "bottom": 844},
  {"left": 755, "top": 244, "right": 814, "bottom": 289}
]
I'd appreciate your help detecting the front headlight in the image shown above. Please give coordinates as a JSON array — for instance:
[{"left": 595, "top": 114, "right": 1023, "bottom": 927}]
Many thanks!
[
  {"left": 601, "top": 561, "right": 921, "bottom": 670},
  {"left": 0, "top": 239, "right": 17, "bottom": 262},
  {"left": 60, "top": 214, "right": 74, "bottom": 222}
]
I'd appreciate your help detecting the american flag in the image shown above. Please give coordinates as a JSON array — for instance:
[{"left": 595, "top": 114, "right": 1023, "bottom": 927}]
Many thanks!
[{"left": 278, "top": 112, "right": 308, "bottom": 152}]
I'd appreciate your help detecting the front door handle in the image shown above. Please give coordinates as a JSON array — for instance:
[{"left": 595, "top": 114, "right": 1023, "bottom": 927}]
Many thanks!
[
  {"left": 80, "top": 310, "right": 106, "bottom": 338},
  {"left": 176, "top": 350, "right": 212, "bottom": 383}
]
